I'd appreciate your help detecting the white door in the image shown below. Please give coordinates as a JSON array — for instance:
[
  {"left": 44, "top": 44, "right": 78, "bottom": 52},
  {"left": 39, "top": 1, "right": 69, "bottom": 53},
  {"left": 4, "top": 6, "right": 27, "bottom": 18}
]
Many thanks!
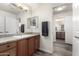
[{"left": 64, "top": 15, "right": 72, "bottom": 44}]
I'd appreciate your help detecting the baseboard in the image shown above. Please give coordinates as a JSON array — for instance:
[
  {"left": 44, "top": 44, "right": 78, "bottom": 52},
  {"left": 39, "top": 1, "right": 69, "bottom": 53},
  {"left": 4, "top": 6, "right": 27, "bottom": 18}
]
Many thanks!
[
  {"left": 38, "top": 48, "right": 53, "bottom": 54},
  {"left": 65, "top": 42, "right": 72, "bottom": 46}
]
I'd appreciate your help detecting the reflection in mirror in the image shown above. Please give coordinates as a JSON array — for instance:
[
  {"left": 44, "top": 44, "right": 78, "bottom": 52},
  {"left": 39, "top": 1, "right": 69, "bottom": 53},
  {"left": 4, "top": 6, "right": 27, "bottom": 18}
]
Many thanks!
[
  {"left": 0, "top": 3, "right": 32, "bottom": 38},
  {"left": 27, "top": 16, "right": 38, "bottom": 29},
  {"left": 55, "top": 18, "right": 64, "bottom": 32}
]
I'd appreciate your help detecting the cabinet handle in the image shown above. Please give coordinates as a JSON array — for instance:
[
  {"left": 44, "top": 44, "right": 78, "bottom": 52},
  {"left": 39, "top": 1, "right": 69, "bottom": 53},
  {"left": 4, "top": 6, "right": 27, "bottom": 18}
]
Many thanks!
[
  {"left": 7, "top": 45, "right": 10, "bottom": 47},
  {"left": 7, "top": 54, "right": 10, "bottom": 56}
]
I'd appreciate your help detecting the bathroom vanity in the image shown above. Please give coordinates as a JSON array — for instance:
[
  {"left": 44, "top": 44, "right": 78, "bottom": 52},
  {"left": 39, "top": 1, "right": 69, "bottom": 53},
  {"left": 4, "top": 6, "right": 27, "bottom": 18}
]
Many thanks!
[{"left": 0, "top": 34, "right": 40, "bottom": 56}]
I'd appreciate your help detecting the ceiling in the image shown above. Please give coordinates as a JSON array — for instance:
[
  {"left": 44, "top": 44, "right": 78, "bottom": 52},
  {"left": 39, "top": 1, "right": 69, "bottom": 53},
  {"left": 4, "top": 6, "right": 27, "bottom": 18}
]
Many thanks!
[
  {"left": 0, "top": 3, "right": 69, "bottom": 15},
  {"left": 0, "top": 3, "right": 23, "bottom": 15},
  {"left": 53, "top": 3, "right": 72, "bottom": 14}
]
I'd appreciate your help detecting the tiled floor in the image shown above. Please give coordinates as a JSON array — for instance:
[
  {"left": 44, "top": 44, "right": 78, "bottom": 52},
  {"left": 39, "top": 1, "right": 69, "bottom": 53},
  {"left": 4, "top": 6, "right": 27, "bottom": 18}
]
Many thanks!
[{"left": 33, "top": 39, "right": 72, "bottom": 56}]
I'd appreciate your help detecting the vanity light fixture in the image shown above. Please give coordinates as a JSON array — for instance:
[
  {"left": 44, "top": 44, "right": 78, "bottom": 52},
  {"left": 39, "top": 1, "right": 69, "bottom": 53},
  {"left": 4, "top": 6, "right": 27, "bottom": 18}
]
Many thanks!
[
  {"left": 16, "top": 3, "right": 22, "bottom": 7},
  {"left": 56, "top": 18, "right": 64, "bottom": 22},
  {"left": 22, "top": 6, "right": 29, "bottom": 11},
  {"left": 54, "top": 6, "right": 66, "bottom": 11},
  {"left": 10, "top": 3, "right": 29, "bottom": 11}
]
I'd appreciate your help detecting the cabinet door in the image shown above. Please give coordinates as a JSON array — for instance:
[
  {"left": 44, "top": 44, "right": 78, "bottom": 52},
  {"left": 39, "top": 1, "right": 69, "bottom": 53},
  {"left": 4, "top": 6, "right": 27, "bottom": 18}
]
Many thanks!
[
  {"left": 34, "top": 36, "right": 40, "bottom": 52},
  {"left": 28, "top": 37, "right": 35, "bottom": 56},
  {"left": 1, "top": 48, "right": 16, "bottom": 56},
  {"left": 36, "top": 36, "right": 40, "bottom": 50},
  {"left": 56, "top": 32, "right": 60, "bottom": 39},
  {"left": 17, "top": 39, "right": 28, "bottom": 56}
]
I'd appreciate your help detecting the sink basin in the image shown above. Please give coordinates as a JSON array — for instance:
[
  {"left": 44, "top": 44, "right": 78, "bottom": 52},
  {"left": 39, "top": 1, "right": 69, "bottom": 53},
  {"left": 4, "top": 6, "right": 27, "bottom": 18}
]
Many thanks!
[
  {"left": 12, "top": 36, "right": 22, "bottom": 38},
  {"left": 22, "top": 34, "right": 35, "bottom": 37},
  {"left": 12, "top": 35, "right": 32, "bottom": 38},
  {"left": 12, "top": 34, "right": 36, "bottom": 39}
]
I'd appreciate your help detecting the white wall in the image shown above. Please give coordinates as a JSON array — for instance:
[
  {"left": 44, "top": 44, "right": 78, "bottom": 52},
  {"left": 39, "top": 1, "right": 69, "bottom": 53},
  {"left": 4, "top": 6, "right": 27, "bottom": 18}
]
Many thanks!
[
  {"left": 54, "top": 11, "right": 72, "bottom": 44},
  {"left": 72, "top": 3, "right": 79, "bottom": 56},
  {"left": 73, "top": 3, "right": 79, "bottom": 35},
  {"left": 32, "top": 4, "right": 53, "bottom": 53},
  {"left": 18, "top": 4, "right": 54, "bottom": 53}
]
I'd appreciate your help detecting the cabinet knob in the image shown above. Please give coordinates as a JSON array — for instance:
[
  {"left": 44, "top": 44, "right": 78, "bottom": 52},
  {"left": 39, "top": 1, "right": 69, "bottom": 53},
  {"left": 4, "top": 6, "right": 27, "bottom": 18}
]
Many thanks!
[
  {"left": 7, "top": 54, "right": 10, "bottom": 56},
  {"left": 7, "top": 45, "right": 10, "bottom": 47}
]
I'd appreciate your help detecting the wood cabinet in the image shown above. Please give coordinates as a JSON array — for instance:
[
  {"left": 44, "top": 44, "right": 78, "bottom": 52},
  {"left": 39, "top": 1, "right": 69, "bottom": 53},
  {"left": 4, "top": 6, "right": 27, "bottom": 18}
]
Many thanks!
[
  {"left": 0, "top": 41, "right": 17, "bottom": 56},
  {"left": 2, "top": 48, "right": 16, "bottom": 56},
  {"left": 56, "top": 32, "right": 65, "bottom": 40},
  {"left": 17, "top": 39, "right": 28, "bottom": 56},
  {"left": 0, "top": 35, "right": 40, "bottom": 56},
  {"left": 34, "top": 35, "right": 40, "bottom": 52},
  {"left": 28, "top": 37, "right": 35, "bottom": 56},
  {"left": 17, "top": 35, "right": 40, "bottom": 56}
]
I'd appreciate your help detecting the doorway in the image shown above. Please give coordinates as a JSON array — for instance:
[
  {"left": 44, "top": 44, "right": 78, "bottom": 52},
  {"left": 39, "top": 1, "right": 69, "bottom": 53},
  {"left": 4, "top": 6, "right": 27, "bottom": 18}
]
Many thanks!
[
  {"left": 55, "top": 17, "right": 65, "bottom": 43},
  {"left": 52, "top": 3, "right": 72, "bottom": 56}
]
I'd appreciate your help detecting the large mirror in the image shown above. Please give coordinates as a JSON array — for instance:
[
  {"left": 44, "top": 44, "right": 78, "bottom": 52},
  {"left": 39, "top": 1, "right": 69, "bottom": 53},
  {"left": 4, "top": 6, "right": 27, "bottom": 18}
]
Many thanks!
[
  {"left": 27, "top": 16, "right": 38, "bottom": 29},
  {"left": 0, "top": 3, "right": 32, "bottom": 38}
]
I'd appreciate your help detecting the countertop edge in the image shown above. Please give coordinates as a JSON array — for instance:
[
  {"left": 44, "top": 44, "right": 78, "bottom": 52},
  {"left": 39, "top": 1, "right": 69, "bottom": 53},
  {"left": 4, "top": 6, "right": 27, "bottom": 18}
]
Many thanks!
[{"left": 0, "top": 34, "right": 40, "bottom": 45}]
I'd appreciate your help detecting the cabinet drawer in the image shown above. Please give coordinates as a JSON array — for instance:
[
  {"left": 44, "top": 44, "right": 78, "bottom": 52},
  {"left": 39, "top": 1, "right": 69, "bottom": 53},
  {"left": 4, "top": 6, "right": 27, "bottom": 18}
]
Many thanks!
[
  {"left": 35, "top": 35, "right": 40, "bottom": 39},
  {"left": 0, "top": 48, "right": 16, "bottom": 56},
  {"left": 0, "top": 42, "right": 16, "bottom": 52}
]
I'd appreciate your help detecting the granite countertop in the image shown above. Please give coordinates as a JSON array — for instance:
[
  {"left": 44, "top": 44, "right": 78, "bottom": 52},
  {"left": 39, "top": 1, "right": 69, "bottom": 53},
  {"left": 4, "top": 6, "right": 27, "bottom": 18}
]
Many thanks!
[{"left": 0, "top": 33, "right": 40, "bottom": 44}]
